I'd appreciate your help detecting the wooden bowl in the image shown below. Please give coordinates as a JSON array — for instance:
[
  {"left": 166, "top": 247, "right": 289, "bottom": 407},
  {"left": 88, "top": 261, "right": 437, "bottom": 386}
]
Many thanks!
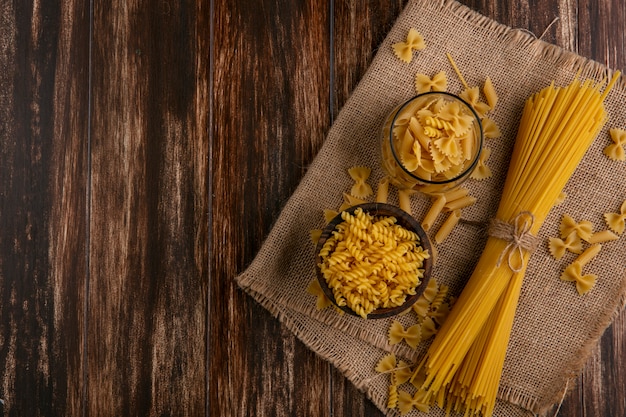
[{"left": 315, "top": 203, "right": 433, "bottom": 319}]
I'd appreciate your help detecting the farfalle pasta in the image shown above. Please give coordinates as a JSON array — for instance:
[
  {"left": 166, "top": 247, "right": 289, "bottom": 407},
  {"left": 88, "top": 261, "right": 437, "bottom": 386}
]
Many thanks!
[
  {"left": 306, "top": 279, "right": 333, "bottom": 310},
  {"left": 459, "top": 86, "right": 490, "bottom": 117},
  {"left": 392, "top": 28, "right": 425, "bottom": 63},
  {"left": 398, "top": 390, "right": 429, "bottom": 415},
  {"left": 481, "top": 116, "right": 502, "bottom": 139},
  {"left": 348, "top": 166, "right": 373, "bottom": 198},
  {"left": 469, "top": 147, "right": 492, "bottom": 180},
  {"left": 604, "top": 128, "right": 626, "bottom": 161},
  {"left": 559, "top": 214, "right": 593, "bottom": 242},
  {"left": 388, "top": 320, "right": 421, "bottom": 349},
  {"left": 415, "top": 71, "right": 447, "bottom": 94},
  {"left": 561, "top": 262, "right": 597, "bottom": 295},
  {"left": 604, "top": 199, "right": 626, "bottom": 234},
  {"left": 548, "top": 233, "right": 583, "bottom": 260}
]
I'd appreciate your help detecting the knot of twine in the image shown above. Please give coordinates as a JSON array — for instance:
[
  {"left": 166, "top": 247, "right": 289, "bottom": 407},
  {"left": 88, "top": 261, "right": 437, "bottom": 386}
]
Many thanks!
[{"left": 488, "top": 211, "right": 539, "bottom": 273}]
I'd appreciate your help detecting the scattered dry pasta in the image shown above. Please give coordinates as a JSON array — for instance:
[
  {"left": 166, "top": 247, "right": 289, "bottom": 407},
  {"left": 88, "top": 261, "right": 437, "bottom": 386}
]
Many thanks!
[
  {"left": 459, "top": 86, "right": 490, "bottom": 118},
  {"left": 548, "top": 233, "right": 583, "bottom": 260},
  {"left": 560, "top": 214, "right": 593, "bottom": 242},
  {"left": 604, "top": 128, "right": 626, "bottom": 161},
  {"left": 348, "top": 166, "right": 373, "bottom": 198},
  {"left": 392, "top": 28, "right": 425, "bottom": 63},
  {"left": 483, "top": 77, "right": 498, "bottom": 109},
  {"left": 469, "top": 147, "right": 492, "bottom": 180},
  {"left": 481, "top": 116, "right": 502, "bottom": 139},
  {"left": 306, "top": 279, "right": 333, "bottom": 310},
  {"left": 415, "top": 71, "right": 447, "bottom": 94},
  {"left": 561, "top": 262, "right": 597, "bottom": 295},
  {"left": 318, "top": 208, "right": 430, "bottom": 318},
  {"left": 604, "top": 200, "right": 626, "bottom": 235},
  {"left": 388, "top": 320, "right": 421, "bottom": 349},
  {"left": 434, "top": 209, "right": 461, "bottom": 244},
  {"left": 376, "top": 177, "right": 390, "bottom": 203}
]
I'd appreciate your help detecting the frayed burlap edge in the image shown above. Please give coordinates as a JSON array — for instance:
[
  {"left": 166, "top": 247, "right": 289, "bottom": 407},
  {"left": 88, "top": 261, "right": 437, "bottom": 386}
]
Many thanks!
[{"left": 235, "top": 0, "right": 626, "bottom": 415}]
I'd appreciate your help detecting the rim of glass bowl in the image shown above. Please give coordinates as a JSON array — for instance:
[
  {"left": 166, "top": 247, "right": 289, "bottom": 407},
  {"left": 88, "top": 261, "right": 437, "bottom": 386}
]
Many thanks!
[{"left": 387, "top": 91, "right": 484, "bottom": 185}]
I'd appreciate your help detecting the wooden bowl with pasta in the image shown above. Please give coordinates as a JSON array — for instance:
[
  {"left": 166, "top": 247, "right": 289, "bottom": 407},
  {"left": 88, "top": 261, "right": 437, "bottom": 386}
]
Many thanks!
[{"left": 315, "top": 203, "right": 433, "bottom": 319}]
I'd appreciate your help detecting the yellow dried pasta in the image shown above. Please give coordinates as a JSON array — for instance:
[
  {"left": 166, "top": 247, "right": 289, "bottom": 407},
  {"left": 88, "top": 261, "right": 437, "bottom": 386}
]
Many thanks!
[
  {"left": 481, "top": 116, "right": 502, "bottom": 139},
  {"left": 375, "top": 353, "right": 397, "bottom": 373},
  {"left": 310, "top": 229, "right": 323, "bottom": 245},
  {"left": 588, "top": 229, "right": 619, "bottom": 244},
  {"left": 434, "top": 209, "right": 461, "bottom": 244},
  {"left": 561, "top": 262, "right": 597, "bottom": 295},
  {"left": 604, "top": 128, "right": 626, "bottom": 161},
  {"left": 398, "top": 390, "right": 429, "bottom": 415},
  {"left": 459, "top": 86, "right": 490, "bottom": 118},
  {"left": 604, "top": 200, "right": 626, "bottom": 235},
  {"left": 376, "top": 177, "right": 390, "bottom": 203},
  {"left": 560, "top": 214, "right": 593, "bottom": 242},
  {"left": 483, "top": 77, "right": 498, "bottom": 109},
  {"left": 392, "top": 28, "right": 425, "bottom": 63},
  {"left": 348, "top": 166, "right": 373, "bottom": 198},
  {"left": 318, "top": 208, "right": 430, "bottom": 318},
  {"left": 470, "top": 147, "right": 492, "bottom": 180},
  {"left": 388, "top": 320, "right": 421, "bottom": 349},
  {"left": 306, "top": 279, "right": 333, "bottom": 310},
  {"left": 548, "top": 233, "right": 583, "bottom": 260},
  {"left": 415, "top": 71, "right": 447, "bottom": 94}
]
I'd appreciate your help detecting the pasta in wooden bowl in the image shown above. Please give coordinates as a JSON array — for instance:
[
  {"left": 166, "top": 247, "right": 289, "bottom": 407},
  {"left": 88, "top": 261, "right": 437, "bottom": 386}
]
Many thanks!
[
  {"left": 381, "top": 92, "right": 483, "bottom": 194},
  {"left": 315, "top": 203, "right": 433, "bottom": 319}
]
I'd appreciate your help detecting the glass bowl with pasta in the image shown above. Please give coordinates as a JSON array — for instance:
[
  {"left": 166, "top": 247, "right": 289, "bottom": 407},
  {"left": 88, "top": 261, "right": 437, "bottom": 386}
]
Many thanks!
[
  {"left": 315, "top": 203, "right": 433, "bottom": 319},
  {"left": 381, "top": 92, "right": 483, "bottom": 194}
]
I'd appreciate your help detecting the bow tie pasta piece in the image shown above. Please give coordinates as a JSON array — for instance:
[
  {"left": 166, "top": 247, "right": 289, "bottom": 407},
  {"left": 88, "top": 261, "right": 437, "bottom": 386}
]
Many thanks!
[
  {"left": 481, "top": 116, "right": 502, "bottom": 139},
  {"left": 415, "top": 71, "right": 447, "bottom": 94},
  {"left": 561, "top": 262, "right": 597, "bottom": 295},
  {"left": 438, "top": 101, "right": 473, "bottom": 135},
  {"left": 559, "top": 214, "right": 593, "bottom": 242},
  {"left": 306, "top": 279, "right": 333, "bottom": 310},
  {"left": 604, "top": 128, "right": 626, "bottom": 161},
  {"left": 392, "top": 28, "right": 426, "bottom": 63},
  {"left": 347, "top": 166, "right": 373, "bottom": 199},
  {"left": 470, "top": 147, "right": 492, "bottom": 180},
  {"left": 459, "top": 86, "right": 490, "bottom": 118},
  {"left": 398, "top": 389, "right": 430, "bottom": 415},
  {"left": 375, "top": 352, "right": 397, "bottom": 373},
  {"left": 388, "top": 320, "right": 422, "bottom": 349},
  {"left": 483, "top": 77, "right": 498, "bottom": 109},
  {"left": 420, "top": 316, "right": 437, "bottom": 340},
  {"left": 548, "top": 232, "right": 583, "bottom": 260}
]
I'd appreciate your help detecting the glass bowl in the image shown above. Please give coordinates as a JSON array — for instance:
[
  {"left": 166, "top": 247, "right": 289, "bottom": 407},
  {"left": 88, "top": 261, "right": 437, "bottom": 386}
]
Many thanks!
[{"left": 381, "top": 92, "right": 483, "bottom": 194}]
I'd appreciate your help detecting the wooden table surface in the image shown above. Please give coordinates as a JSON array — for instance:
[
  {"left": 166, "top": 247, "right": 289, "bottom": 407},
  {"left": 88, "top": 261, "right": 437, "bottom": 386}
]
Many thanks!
[{"left": 0, "top": 0, "right": 624, "bottom": 416}]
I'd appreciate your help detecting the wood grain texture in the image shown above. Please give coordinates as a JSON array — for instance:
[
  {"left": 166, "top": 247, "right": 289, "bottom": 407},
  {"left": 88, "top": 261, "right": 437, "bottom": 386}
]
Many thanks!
[
  {"left": 88, "top": 1, "right": 208, "bottom": 415},
  {"left": 0, "top": 1, "right": 89, "bottom": 415},
  {"left": 210, "top": 0, "right": 331, "bottom": 416}
]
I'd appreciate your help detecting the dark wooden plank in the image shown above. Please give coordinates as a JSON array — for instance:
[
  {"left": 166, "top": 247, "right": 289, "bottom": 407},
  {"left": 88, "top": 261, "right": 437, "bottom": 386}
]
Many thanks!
[
  {"left": 0, "top": 1, "right": 89, "bottom": 415},
  {"left": 88, "top": 1, "right": 209, "bottom": 415},
  {"left": 209, "top": 0, "right": 331, "bottom": 416}
]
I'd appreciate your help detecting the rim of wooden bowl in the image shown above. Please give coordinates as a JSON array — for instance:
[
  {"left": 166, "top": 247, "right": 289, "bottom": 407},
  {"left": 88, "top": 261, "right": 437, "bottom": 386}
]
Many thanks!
[{"left": 314, "top": 203, "right": 433, "bottom": 319}]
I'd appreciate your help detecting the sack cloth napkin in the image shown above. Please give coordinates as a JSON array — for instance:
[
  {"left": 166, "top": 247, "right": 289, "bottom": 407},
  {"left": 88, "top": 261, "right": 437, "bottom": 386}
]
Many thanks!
[{"left": 236, "top": 0, "right": 626, "bottom": 415}]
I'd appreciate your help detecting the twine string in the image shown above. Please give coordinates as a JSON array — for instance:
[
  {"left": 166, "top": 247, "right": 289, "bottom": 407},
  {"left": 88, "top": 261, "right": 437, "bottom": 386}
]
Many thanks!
[{"left": 488, "top": 211, "right": 539, "bottom": 272}]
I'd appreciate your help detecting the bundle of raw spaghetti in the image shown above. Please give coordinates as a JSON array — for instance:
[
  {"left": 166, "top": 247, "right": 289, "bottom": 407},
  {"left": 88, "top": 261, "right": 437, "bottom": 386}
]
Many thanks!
[{"left": 412, "top": 70, "right": 621, "bottom": 416}]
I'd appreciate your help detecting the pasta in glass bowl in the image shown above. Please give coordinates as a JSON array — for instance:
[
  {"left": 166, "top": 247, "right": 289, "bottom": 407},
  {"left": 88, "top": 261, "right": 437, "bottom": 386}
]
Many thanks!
[
  {"left": 315, "top": 203, "right": 433, "bottom": 319},
  {"left": 381, "top": 92, "right": 483, "bottom": 194}
]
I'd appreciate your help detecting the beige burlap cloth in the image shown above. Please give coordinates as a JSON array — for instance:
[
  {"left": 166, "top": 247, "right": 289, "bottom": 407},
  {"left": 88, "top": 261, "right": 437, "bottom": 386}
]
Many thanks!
[{"left": 236, "top": 0, "right": 626, "bottom": 415}]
